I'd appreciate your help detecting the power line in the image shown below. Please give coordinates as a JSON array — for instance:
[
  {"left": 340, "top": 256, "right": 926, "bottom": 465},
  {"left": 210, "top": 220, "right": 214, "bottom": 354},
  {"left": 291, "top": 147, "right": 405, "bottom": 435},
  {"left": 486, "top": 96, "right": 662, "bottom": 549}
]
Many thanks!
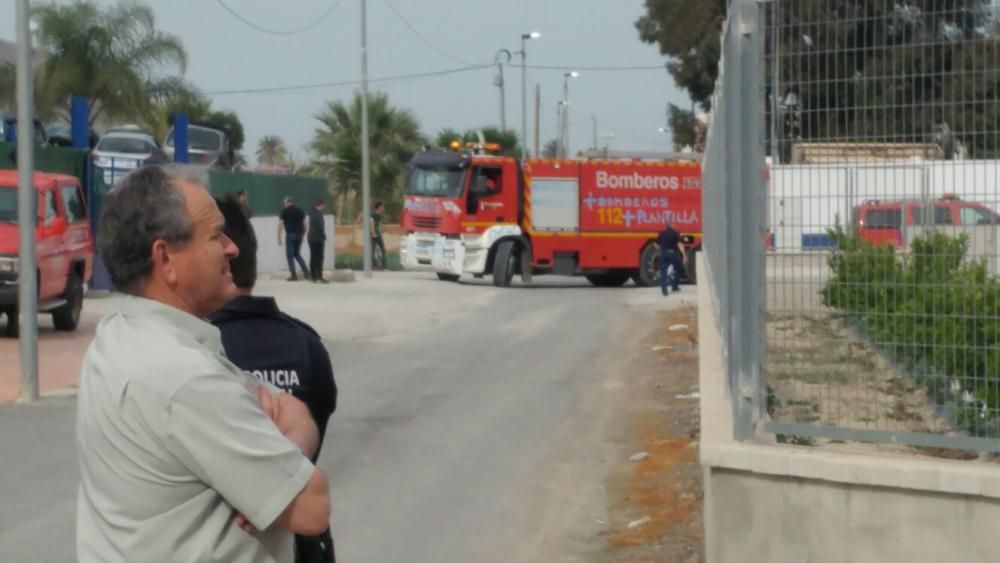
[
  {"left": 214, "top": 0, "right": 344, "bottom": 36},
  {"left": 519, "top": 63, "right": 667, "bottom": 71},
  {"left": 381, "top": 0, "right": 476, "bottom": 66},
  {"left": 205, "top": 64, "right": 493, "bottom": 95}
]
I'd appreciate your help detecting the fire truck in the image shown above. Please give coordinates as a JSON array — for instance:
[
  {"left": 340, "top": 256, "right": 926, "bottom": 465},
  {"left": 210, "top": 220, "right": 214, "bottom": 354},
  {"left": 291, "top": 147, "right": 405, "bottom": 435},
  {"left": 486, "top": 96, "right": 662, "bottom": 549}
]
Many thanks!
[{"left": 399, "top": 143, "right": 702, "bottom": 287}]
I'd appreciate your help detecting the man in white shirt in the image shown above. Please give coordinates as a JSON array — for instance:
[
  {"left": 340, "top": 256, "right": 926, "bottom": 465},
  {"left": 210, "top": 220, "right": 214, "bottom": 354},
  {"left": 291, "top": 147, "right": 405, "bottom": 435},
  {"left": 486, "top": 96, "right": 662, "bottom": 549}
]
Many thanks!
[{"left": 76, "top": 164, "right": 330, "bottom": 563}]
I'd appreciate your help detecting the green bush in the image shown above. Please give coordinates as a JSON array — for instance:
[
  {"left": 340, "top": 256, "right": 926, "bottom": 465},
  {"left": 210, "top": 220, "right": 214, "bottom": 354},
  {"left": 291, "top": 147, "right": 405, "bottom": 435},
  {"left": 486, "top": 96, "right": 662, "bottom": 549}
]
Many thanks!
[{"left": 822, "top": 226, "right": 1000, "bottom": 435}]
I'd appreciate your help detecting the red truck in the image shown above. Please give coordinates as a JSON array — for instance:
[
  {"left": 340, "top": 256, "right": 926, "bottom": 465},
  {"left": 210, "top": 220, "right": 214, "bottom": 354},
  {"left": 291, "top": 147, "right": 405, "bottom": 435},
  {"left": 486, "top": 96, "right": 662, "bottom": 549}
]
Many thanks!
[
  {"left": 853, "top": 195, "right": 1000, "bottom": 247},
  {"left": 400, "top": 145, "right": 702, "bottom": 287},
  {"left": 0, "top": 171, "right": 93, "bottom": 337}
]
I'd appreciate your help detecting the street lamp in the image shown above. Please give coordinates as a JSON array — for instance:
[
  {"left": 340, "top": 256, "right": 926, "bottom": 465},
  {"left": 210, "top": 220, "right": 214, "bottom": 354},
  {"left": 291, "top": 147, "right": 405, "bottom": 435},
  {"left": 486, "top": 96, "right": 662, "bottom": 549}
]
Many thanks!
[
  {"left": 518, "top": 31, "right": 541, "bottom": 159},
  {"left": 494, "top": 49, "right": 512, "bottom": 132},
  {"left": 560, "top": 71, "right": 579, "bottom": 157}
]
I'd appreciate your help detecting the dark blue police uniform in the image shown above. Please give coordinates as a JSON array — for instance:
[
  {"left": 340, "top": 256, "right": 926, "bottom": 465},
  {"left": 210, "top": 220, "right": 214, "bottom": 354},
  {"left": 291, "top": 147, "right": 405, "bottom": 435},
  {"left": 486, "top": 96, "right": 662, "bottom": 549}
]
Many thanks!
[{"left": 210, "top": 295, "right": 337, "bottom": 562}]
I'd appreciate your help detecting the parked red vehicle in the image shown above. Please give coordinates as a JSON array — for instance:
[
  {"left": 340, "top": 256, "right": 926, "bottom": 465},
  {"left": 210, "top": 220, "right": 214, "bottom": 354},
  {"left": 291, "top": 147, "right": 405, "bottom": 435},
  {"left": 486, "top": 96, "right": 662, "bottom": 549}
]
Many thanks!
[
  {"left": 853, "top": 195, "right": 1000, "bottom": 247},
  {"left": 0, "top": 171, "right": 93, "bottom": 337}
]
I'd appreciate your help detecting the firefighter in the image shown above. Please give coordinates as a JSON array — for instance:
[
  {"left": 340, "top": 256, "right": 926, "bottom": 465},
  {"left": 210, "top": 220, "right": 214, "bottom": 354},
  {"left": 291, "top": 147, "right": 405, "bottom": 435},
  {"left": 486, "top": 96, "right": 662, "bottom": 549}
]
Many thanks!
[
  {"left": 657, "top": 221, "right": 686, "bottom": 295},
  {"left": 209, "top": 196, "right": 338, "bottom": 563}
]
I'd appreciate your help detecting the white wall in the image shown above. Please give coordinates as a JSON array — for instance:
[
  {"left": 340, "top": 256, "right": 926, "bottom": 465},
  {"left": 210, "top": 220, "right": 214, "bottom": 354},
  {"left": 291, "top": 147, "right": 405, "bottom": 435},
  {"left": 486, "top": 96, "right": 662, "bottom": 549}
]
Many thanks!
[{"left": 770, "top": 160, "right": 1000, "bottom": 252}]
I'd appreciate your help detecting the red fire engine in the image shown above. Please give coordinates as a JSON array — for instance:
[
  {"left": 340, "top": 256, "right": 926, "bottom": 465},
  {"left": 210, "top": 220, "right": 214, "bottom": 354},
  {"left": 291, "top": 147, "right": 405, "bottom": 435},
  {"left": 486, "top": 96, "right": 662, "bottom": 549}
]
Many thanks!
[{"left": 399, "top": 144, "right": 702, "bottom": 287}]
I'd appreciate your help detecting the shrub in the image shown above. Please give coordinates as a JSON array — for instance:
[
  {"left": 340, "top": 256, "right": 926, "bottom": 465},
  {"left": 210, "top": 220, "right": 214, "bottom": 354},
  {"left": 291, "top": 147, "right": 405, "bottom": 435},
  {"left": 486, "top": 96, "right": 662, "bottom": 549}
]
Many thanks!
[{"left": 821, "top": 227, "right": 1000, "bottom": 436}]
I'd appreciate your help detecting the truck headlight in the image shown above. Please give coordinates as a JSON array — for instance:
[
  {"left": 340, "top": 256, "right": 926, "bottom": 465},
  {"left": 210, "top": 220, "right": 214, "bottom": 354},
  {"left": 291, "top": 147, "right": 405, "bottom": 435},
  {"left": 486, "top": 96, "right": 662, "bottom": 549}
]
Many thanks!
[{"left": 0, "top": 257, "right": 18, "bottom": 274}]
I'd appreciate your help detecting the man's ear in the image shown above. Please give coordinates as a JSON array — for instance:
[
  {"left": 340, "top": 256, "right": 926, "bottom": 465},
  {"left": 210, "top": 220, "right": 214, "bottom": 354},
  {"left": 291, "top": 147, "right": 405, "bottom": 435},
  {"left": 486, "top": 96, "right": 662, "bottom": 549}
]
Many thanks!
[{"left": 150, "top": 239, "right": 178, "bottom": 285}]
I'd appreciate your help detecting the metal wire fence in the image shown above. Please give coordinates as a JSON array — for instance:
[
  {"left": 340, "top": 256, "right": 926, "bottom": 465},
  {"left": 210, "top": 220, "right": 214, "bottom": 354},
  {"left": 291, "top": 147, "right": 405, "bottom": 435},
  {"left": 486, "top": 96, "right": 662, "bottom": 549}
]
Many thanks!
[
  {"left": 766, "top": 0, "right": 1000, "bottom": 451},
  {"left": 705, "top": 0, "right": 1000, "bottom": 452}
]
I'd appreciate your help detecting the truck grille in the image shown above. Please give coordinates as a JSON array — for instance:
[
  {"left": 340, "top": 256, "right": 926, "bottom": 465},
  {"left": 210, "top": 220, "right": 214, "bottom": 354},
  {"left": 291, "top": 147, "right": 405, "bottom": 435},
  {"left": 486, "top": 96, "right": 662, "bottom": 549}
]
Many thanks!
[{"left": 412, "top": 216, "right": 441, "bottom": 230}]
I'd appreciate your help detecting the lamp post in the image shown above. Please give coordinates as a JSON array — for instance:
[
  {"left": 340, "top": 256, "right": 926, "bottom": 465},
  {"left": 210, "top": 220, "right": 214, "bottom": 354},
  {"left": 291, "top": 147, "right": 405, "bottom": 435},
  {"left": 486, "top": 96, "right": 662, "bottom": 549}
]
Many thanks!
[
  {"left": 360, "top": 0, "right": 372, "bottom": 278},
  {"left": 658, "top": 126, "right": 671, "bottom": 150},
  {"left": 560, "top": 71, "right": 579, "bottom": 157},
  {"left": 518, "top": 31, "right": 540, "bottom": 159},
  {"left": 494, "top": 49, "right": 512, "bottom": 132}
]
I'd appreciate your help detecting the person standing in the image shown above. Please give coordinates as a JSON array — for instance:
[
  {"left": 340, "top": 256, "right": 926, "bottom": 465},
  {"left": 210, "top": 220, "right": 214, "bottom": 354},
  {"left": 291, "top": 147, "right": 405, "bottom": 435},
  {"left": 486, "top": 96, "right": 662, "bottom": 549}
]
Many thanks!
[
  {"left": 370, "top": 201, "right": 386, "bottom": 270},
  {"left": 307, "top": 199, "right": 328, "bottom": 284},
  {"left": 657, "top": 222, "right": 686, "bottom": 295},
  {"left": 237, "top": 189, "right": 253, "bottom": 219},
  {"left": 279, "top": 196, "right": 309, "bottom": 281},
  {"left": 211, "top": 196, "right": 339, "bottom": 562},
  {"left": 77, "top": 165, "right": 330, "bottom": 563}
]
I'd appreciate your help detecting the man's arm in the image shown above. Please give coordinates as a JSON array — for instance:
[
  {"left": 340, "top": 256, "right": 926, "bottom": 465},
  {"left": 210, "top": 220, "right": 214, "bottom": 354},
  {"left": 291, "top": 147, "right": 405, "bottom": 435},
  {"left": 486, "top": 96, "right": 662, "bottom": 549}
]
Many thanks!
[
  {"left": 274, "top": 468, "right": 330, "bottom": 536},
  {"left": 263, "top": 387, "right": 320, "bottom": 459},
  {"left": 165, "top": 374, "right": 324, "bottom": 534}
]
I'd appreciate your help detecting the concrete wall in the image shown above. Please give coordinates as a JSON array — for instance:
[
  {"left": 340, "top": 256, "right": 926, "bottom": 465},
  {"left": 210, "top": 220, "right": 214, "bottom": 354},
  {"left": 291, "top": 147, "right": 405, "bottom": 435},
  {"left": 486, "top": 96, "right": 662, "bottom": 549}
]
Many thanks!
[{"left": 698, "top": 258, "right": 1000, "bottom": 563}]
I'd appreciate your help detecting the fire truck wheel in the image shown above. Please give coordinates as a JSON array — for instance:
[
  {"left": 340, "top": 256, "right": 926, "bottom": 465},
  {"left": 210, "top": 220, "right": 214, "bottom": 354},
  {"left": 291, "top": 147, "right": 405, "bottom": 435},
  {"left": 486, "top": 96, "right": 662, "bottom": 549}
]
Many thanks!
[
  {"left": 637, "top": 243, "right": 660, "bottom": 287},
  {"left": 437, "top": 273, "right": 461, "bottom": 282},
  {"left": 492, "top": 240, "right": 517, "bottom": 287}
]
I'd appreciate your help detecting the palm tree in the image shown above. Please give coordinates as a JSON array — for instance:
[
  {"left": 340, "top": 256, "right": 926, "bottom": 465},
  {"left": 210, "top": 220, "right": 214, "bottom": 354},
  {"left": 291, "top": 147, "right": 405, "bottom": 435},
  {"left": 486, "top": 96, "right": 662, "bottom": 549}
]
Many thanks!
[
  {"left": 542, "top": 138, "right": 559, "bottom": 158},
  {"left": 1, "top": 1, "right": 187, "bottom": 126},
  {"left": 257, "top": 135, "right": 289, "bottom": 168},
  {"left": 305, "top": 92, "right": 424, "bottom": 221}
]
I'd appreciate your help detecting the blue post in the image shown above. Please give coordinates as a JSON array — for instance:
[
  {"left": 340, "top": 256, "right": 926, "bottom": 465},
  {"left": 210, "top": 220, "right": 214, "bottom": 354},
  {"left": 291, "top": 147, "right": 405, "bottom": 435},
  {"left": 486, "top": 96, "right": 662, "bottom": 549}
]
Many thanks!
[
  {"left": 4, "top": 122, "right": 15, "bottom": 143},
  {"left": 71, "top": 96, "right": 89, "bottom": 149},
  {"left": 174, "top": 112, "right": 189, "bottom": 164}
]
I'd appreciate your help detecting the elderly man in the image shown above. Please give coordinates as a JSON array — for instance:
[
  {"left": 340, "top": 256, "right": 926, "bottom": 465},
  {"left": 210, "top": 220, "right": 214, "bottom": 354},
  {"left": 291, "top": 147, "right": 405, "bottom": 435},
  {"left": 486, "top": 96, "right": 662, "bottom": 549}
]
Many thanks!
[{"left": 76, "top": 165, "right": 330, "bottom": 563}]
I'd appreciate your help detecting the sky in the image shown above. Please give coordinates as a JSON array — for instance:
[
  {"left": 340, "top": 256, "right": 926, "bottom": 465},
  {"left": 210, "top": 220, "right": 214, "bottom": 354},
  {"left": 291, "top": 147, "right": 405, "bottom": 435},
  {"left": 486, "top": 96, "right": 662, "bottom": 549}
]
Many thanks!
[{"left": 0, "top": 0, "right": 689, "bottom": 164}]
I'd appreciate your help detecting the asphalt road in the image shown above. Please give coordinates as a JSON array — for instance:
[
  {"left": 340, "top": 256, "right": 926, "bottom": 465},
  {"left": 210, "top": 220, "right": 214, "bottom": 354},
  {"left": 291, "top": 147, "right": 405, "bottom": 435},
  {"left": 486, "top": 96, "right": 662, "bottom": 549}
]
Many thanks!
[{"left": 0, "top": 272, "right": 681, "bottom": 562}]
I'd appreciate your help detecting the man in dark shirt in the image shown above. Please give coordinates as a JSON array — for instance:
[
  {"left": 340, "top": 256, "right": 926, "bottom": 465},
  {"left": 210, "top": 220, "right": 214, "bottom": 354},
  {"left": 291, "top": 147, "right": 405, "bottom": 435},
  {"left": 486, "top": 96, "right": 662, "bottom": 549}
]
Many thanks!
[
  {"left": 211, "top": 196, "right": 338, "bottom": 562},
  {"left": 657, "top": 222, "right": 686, "bottom": 295},
  {"left": 236, "top": 189, "right": 253, "bottom": 219},
  {"left": 307, "top": 199, "right": 328, "bottom": 284},
  {"left": 279, "top": 196, "right": 309, "bottom": 281},
  {"left": 371, "top": 201, "right": 386, "bottom": 270}
]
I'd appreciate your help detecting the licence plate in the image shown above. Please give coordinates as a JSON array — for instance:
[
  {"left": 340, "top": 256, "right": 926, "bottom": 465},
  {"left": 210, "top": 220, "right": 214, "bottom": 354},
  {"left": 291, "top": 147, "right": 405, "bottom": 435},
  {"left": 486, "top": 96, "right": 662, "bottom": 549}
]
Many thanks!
[{"left": 416, "top": 244, "right": 432, "bottom": 257}]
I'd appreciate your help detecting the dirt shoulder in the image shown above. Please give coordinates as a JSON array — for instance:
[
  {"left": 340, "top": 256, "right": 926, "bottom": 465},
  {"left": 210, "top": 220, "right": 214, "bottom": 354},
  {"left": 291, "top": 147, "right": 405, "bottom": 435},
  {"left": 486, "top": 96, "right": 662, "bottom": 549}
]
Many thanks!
[{"left": 476, "top": 302, "right": 704, "bottom": 563}]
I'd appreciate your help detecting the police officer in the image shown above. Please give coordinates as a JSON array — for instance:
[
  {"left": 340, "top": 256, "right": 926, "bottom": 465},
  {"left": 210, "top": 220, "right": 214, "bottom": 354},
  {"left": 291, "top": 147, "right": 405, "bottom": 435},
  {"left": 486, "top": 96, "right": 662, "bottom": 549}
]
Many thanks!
[{"left": 210, "top": 196, "right": 338, "bottom": 563}]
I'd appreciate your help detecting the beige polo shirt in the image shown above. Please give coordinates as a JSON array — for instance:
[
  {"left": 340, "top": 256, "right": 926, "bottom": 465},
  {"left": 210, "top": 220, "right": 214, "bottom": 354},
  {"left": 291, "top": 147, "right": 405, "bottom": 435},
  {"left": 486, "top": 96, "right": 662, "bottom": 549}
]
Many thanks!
[{"left": 76, "top": 296, "right": 315, "bottom": 563}]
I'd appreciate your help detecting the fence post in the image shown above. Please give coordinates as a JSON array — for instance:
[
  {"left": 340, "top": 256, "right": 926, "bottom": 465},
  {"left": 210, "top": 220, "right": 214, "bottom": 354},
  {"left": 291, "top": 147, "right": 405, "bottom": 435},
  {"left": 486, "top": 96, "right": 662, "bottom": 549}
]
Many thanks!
[
  {"left": 174, "top": 113, "right": 189, "bottom": 164},
  {"left": 71, "top": 96, "right": 89, "bottom": 149},
  {"left": 732, "top": 0, "right": 766, "bottom": 440}
]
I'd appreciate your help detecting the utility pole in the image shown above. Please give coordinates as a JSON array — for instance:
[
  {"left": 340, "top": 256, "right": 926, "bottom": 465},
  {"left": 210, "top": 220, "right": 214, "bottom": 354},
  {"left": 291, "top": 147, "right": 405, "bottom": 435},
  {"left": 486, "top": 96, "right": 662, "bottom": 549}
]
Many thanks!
[
  {"left": 534, "top": 83, "right": 541, "bottom": 158},
  {"left": 561, "top": 72, "right": 578, "bottom": 157},
  {"left": 360, "top": 0, "right": 372, "bottom": 278},
  {"left": 16, "top": 0, "right": 37, "bottom": 403},
  {"left": 592, "top": 115, "right": 598, "bottom": 150},
  {"left": 494, "top": 49, "right": 511, "bottom": 132},
  {"left": 519, "top": 31, "right": 540, "bottom": 160}
]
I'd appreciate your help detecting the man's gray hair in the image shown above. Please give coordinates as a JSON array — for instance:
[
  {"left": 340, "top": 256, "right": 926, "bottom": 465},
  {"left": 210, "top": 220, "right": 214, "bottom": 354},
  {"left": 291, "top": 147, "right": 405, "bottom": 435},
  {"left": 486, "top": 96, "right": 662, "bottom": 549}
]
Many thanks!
[{"left": 97, "top": 165, "right": 207, "bottom": 295}]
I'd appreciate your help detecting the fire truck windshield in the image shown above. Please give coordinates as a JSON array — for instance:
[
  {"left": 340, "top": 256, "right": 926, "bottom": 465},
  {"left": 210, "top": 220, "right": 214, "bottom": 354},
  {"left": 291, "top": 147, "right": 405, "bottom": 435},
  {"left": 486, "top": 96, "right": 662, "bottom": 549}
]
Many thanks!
[{"left": 406, "top": 166, "right": 466, "bottom": 198}]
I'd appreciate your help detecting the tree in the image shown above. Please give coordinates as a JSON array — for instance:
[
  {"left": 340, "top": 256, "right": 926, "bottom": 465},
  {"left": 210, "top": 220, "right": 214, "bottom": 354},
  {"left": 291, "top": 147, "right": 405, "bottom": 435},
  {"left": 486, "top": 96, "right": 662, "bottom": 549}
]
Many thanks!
[
  {"left": 637, "top": 0, "right": 1000, "bottom": 159},
  {"left": 257, "top": 135, "right": 290, "bottom": 168},
  {"left": 305, "top": 92, "right": 424, "bottom": 221},
  {"left": 434, "top": 127, "right": 522, "bottom": 157},
  {"left": 772, "top": 0, "right": 1000, "bottom": 159},
  {"left": 636, "top": 0, "right": 726, "bottom": 112},
  {"left": 665, "top": 104, "right": 706, "bottom": 151},
  {"left": 1, "top": 0, "right": 188, "bottom": 125},
  {"left": 542, "top": 138, "right": 559, "bottom": 158}
]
